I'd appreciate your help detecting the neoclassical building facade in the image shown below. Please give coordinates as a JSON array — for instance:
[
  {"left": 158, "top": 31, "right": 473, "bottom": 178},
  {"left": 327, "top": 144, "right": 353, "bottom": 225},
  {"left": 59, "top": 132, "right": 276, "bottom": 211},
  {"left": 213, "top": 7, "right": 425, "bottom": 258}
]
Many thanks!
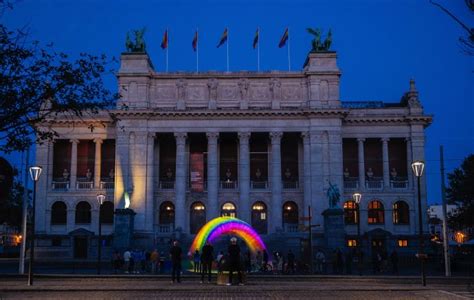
[{"left": 34, "top": 51, "right": 432, "bottom": 259}]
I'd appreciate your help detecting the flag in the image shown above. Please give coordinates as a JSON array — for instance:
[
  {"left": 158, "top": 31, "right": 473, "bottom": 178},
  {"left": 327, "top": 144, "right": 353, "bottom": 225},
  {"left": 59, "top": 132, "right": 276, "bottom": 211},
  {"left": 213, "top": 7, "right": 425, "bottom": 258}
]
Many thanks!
[
  {"left": 278, "top": 28, "right": 289, "bottom": 48},
  {"left": 217, "top": 28, "right": 228, "bottom": 48},
  {"left": 192, "top": 30, "right": 198, "bottom": 52},
  {"left": 161, "top": 30, "right": 168, "bottom": 49},
  {"left": 253, "top": 28, "right": 259, "bottom": 49}
]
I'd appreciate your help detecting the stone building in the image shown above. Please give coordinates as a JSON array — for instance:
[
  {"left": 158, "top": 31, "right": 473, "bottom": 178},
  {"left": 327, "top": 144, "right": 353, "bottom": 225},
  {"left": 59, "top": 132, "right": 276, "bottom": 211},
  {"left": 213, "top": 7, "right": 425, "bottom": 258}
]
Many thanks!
[{"left": 33, "top": 50, "right": 432, "bottom": 260}]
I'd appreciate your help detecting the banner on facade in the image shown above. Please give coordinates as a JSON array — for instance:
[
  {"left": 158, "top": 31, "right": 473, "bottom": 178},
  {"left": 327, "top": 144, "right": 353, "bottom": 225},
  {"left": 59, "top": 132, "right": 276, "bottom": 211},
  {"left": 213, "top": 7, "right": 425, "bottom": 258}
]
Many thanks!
[{"left": 190, "top": 153, "right": 204, "bottom": 192}]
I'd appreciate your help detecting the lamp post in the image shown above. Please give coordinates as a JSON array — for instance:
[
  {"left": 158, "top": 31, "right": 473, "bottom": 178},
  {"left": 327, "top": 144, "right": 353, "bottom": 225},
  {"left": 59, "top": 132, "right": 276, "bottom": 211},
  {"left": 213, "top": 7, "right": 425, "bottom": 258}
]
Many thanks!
[
  {"left": 28, "top": 166, "right": 42, "bottom": 286},
  {"left": 96, "top": 193, "right": 106, "bottom": 275},
  {"left": 352, "top": 192, "right": 362, "bottom": 276},
  {"left": 411, "top": 160, "right": 426, "bottom": 286}
]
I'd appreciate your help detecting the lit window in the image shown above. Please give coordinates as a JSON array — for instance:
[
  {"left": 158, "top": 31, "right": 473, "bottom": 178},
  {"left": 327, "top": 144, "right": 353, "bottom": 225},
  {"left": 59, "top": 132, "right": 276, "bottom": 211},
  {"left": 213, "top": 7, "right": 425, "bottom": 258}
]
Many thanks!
[
  {"left": 261, "top": 212, "right": 266, "bottom": 220},
  {"left": 347, "top": 239, "right": 357, "bottom": 247},
  {"left": 397, "top": 239, "right": 408, "bottom": 247}
]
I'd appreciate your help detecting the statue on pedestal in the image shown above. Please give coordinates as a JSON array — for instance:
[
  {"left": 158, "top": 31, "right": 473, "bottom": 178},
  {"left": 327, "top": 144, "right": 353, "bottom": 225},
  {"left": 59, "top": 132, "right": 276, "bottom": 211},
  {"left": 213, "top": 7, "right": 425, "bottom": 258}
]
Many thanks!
[
  {"left": 326, "top": 181, "right": 341, "bottom": 209},
  {"left": 306, "top": 28, "right": 332, "bottom": 52},
  {"left": 125, "top": 28, "right": 147, "bottom": 53}
]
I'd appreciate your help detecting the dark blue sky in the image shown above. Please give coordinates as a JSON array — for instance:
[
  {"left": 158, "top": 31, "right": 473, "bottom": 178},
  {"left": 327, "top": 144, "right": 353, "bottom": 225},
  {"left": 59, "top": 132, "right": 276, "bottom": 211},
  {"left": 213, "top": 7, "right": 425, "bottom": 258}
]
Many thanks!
[{"left": 3, "top": 0, "right": 473, "bottom": 204}]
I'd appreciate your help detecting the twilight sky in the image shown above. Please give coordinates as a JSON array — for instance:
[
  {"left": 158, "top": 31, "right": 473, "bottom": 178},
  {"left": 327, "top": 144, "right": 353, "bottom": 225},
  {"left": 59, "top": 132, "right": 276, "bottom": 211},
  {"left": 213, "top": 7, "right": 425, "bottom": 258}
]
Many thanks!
[{"left": 3, "top": 0, "right": 473, "bottom": 204}]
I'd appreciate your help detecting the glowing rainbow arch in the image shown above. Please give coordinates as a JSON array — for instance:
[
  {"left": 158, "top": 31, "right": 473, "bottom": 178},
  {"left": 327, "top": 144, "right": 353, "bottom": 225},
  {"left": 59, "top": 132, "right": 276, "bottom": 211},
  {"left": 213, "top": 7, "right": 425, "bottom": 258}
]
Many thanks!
[{"left": 189, "top": 217, "right": 267, "bottom": 255}]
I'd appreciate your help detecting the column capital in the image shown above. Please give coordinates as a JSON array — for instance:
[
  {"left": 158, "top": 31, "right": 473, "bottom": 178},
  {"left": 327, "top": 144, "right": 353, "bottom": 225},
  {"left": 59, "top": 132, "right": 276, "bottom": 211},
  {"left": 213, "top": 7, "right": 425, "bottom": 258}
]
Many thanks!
[
  {"left": 270, "top": 131, "right": 283, "bottom": 143},
  {"left": 238, "top": 131, "right": 251, "bottom": 141},
  {"left": 206, "top": 132, "right": 219, "bottom": 143},
  {"left": 174, "top": 132, "right": 187, "bottom": 145},
  {"left": 70, "top": 139, "right": 80, "bottom": 144},
  {"left": 148, "top": 132, "right": 156, "bottom": 139},
  {"left": 301, "top": 131, "right": 310, "bottom": 144},
  {"left": 405, "top": 137, "right": 411, "bottom": 142},
  {"left": 357, "top": 138, "right": 365, "bottom": 143},
  {"left": 93, "top": 138, "right": 103, "bottom": 145},
  {"left": 381, "top": 137, "right": 390, "bottom": 143}
]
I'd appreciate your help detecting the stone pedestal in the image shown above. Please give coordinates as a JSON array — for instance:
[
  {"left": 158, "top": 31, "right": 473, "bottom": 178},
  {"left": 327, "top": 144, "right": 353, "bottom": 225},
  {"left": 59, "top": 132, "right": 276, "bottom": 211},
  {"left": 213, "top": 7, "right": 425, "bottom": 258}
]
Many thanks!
[
  {"left": 113, "top": 208, "right": 136, "bottom": 250},
  {"left": 322, "top": 208, "right": 345, "bottom": 251}
]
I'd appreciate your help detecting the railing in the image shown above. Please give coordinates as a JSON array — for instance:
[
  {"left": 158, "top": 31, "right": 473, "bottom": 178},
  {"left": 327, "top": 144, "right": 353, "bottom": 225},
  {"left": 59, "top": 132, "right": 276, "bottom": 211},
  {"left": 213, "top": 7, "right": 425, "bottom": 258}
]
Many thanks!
[
  {"left": 283, "top": 181, "right": 299, "bottom": 189},
  {"left": 391, "top": 179, "right": 408, "bottom": 189},
  {"left": 100, "top": 181, "right": 115, "bottom": 190},
  {"left": 157, "top": 224, "right": 173, "bottom": 233},
  {"left": 159, "top": 181, "right": 175, "bottom": 189},
  {"left": 343, "top": 179, "right": 359, "bottom": 190},
  {"left": 283, "top": 223, "right": 299, "bottom": 233},
  {"left": 365, "top": 178, "right": 384, "bottom": 190},
  {"left": 52, "top": 181, "right": 69, "bottom": 190},
  {"left": 220, "top": 181, "right": 237, "bottom": 189},
  {"left": 251, "top": 181, "right": 268, "bottom": 189},
  {"left": 76, "top": 181, "right": 94, "bottom": 189}
]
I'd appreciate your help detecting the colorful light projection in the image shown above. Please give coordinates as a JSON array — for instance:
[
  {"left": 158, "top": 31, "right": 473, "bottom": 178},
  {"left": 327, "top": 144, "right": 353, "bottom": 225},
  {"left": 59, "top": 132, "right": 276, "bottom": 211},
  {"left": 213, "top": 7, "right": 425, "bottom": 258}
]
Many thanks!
[{"left": 189, "top": 217, "right": 267, "bottom": 255}]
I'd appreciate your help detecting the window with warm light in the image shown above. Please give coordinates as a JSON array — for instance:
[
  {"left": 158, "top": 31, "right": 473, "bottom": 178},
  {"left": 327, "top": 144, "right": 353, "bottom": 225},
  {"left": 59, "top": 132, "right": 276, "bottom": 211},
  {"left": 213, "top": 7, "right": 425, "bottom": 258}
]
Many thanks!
[
  {"left": 190, "top": 202, "right": 206, "bottom": 234},
  {"left": 221, "top": 202, "right": 237, "bottom": 218},
  {"left": 347, "top": 239, "right": 357, "bottom": 247},
  {"left": 393, "top": 201, "right": 409, "bottom": 224},
  {"left": 252, "top": 201, "right": 267, "bottom": 234},
  {"left": 159, "top": 201, "right": 175, "bottom": 225},
  {"left": 283, "top": 201, "right": 298, "bottom": 224},
  {"left": 343, "top": 200, "right": 359, "bottom": 225},
  {"left": 368, "top": 200, "right": 384, "bottom": 224},
  {"left": 397, "top": 239, "right": 408, "bottom": 247}
]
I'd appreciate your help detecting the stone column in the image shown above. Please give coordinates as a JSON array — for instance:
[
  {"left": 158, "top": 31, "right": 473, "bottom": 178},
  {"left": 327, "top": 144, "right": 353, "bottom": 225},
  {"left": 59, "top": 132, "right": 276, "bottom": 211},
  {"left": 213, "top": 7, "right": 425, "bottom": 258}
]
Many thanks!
[
  {"left": 302, "top": 132, "right": 311, "bottom": 220},
  {"left": 382, "top": 138, "right": 390, "bottom": 189},
  {"left": 238, "top": 132, "right": 251, "bottom": 223},
  {"left": 270, "top": 131, "right": 283, "bottom": 232},
  {"left": 406, "top": 138, "right": 413, "bottom": 190},
  {"left": 174, "top": 132, "right": 187, "bottom": 232},
  {"left": 93, "top": 138, "right": 103, "bottom": 189},
  {"left": 70, "top": 139, "right": 79, "bottom": 190},
  {"left": 114, "top": 131, "right": 130, "bottom": 209},
  {"left": 357, "top": 138, "right": 365, "bottom": 190},
  {"left": 207, "top": 132, "right": 219, "bottom": 220},
  {"left": 145, "top": 133, "right": 155, "bottom": 231}
]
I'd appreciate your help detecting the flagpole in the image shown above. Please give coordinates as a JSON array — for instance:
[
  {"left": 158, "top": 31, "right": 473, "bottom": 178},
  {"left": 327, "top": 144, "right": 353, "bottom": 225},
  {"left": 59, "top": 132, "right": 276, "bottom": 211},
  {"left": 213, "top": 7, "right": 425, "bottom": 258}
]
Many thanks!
[
  {"left": 166, "top": 28, "right": 169, "bottom": 72},
  {"left": 196, "top": 28, "right": 199, "bottom": 73},
  {"left": 287, "top": 27, "right": 291, "bottom": 71},
  {"left": 257, "top": 28, "right": 260, "bottom": 72},
  {"left": 226, "top": 28, "right": 229, "bottom": 72}
]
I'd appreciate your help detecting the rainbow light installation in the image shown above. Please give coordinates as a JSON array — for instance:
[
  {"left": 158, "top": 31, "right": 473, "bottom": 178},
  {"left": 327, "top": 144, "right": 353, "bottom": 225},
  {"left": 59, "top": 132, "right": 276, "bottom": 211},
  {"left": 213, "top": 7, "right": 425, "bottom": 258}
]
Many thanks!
[{"left": 189, "top": 217, "right": 267, "bottom": 255}]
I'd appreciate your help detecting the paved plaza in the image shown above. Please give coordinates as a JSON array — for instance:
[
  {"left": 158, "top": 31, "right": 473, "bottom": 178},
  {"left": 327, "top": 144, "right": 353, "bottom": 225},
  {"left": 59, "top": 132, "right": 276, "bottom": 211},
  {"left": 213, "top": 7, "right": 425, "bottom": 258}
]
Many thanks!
[{"left": 0, "top": 276, "right": 472, "bottom": 299}]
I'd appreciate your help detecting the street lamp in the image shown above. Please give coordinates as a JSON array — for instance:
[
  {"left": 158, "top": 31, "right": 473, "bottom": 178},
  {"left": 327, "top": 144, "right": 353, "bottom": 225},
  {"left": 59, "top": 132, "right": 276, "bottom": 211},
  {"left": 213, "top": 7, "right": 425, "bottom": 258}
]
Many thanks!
[
  {"left": 352, "top": 192, "right": 362, "bottom": 276},
  {"left": 28, "top": 166, "right": 42, "bottom": 286},
  {"left": 411, "top": 160, "right": 426, "bottom": 286},
  {"left": 96, "top": 193, "right": 106, "bottom": 275}
]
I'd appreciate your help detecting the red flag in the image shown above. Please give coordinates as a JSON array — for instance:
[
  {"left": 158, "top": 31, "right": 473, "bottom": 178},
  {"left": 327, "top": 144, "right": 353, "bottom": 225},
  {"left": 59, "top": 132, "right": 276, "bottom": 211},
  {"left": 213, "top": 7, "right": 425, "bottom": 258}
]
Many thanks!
[
  {"left": 192, "top": 30, "right": 198, "bottom": 52},
  {"left": 278, "top": 28, "right": 289, "bottom": 48},
  {"left": 161, "top": 30, "right": 168, "bottom": 49}
]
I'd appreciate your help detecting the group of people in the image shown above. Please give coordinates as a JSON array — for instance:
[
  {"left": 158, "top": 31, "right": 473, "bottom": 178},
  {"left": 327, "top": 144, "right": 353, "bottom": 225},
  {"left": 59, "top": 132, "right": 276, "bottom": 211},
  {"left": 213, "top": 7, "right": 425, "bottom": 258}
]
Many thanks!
[{"left": 112, "top": 249, "right": 165, "bottom": 274}]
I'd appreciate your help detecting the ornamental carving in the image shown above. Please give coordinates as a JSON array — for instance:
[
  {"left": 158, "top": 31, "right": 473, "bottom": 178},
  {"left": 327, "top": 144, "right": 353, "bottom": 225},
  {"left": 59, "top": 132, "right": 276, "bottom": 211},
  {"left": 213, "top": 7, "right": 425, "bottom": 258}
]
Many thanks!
[
  {"left": 176, "top": 79, "right": 187, "bottom": 99},
  {"left": 207, "top": 78, "right": 219, "bottom": 101},
  {"left": 238, "top": 78, "right": 250, "bottom": 100},
  {"left": 269, "top": 78, "right": 281, "bottom": 100}
]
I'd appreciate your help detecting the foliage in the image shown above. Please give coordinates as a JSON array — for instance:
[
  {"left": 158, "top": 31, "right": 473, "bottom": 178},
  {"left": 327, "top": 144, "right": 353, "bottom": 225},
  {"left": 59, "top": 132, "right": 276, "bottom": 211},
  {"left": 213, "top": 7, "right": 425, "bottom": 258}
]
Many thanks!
[
  {"left": 0, "top": 22, "right": 118, "bottom": 153},
  {"left": 0, "top": 180, "right": 26, "bottom": 227},
  {"left": 446, "top": 154, "right": 474, "bottom": 231},
  {"left": 430, "top": 0, "right": 474, "bottom": 55}
]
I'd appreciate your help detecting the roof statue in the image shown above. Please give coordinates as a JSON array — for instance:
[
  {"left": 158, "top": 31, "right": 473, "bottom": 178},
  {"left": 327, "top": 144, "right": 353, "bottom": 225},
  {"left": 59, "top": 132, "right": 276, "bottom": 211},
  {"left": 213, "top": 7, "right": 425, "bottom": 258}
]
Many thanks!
[
  {"left": 307, "top": 28, "right": 332, "bottom": 52},
  {"left": 125, "top": 28, "right": 147, "bottom": 53},
  {"left": 326, "top": 180, "right": 341, "bottom": 209}
]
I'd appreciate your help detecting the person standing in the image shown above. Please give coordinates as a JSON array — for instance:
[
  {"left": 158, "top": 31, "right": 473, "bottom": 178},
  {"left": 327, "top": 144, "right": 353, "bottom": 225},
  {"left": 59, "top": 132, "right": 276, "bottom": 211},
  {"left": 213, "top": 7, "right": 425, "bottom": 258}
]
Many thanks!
[
  {"left": 263, "top": 250, "right": 269, "bottom": 272},
  {"left": 123, "top": 249, "right": 131, "bottom": 274},
  {"left": 287, "top": 250, "right": 295, "bottom": 274},
  {"left": 315, "top": 250, "right": 325, "bottom": 274},
  {"left": 150, "top": 249, "right": 159, "bottom": 274},
  {"left": 227, "top": 237, "right": 243, "bottom": 286},
  {"left": 170, "top": 240, "right": 182, "bottom": 283},
  {"left": 200, "top": 241, "right": 214, "bottom": 283},
  {"left": 390, "top": 250, "right": 399, "bottom": 275},
  {"left": 193, "top": 250, "right": 201, "bottom": 273}
]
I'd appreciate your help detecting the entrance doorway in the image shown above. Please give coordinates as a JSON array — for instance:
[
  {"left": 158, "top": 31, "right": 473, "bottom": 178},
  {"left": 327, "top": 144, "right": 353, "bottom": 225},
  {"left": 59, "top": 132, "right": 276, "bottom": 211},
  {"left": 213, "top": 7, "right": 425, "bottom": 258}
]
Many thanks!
[
  {"left": 371, "top": 238, "right": 386, "bottom": 255},
  {"left": 74, "top": 236, "right": 88, "bottom": 259}
]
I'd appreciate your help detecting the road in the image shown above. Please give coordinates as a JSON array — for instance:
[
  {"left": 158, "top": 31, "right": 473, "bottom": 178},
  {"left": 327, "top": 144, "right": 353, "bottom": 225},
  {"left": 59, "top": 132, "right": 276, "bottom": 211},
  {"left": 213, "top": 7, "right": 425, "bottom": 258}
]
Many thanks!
[{"left": 0, "top": 276, "right": 472, "bottom": 299}]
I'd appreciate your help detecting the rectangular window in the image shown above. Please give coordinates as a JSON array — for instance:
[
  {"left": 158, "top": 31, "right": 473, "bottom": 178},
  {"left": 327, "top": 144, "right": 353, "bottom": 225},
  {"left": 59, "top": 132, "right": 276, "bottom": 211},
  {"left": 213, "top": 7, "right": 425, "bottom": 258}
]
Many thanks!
[
  {"left": 397, "top": 239, "right": 408, "bottom": 247},
  {"left": 261, "top": 212, "right": 266, "bottom": 220},
  {"left": 52, "top": 237, "right": 62, "bottom": 247},
  {"left": 347, "top": 239, "right": 357, "bottom": 247}
]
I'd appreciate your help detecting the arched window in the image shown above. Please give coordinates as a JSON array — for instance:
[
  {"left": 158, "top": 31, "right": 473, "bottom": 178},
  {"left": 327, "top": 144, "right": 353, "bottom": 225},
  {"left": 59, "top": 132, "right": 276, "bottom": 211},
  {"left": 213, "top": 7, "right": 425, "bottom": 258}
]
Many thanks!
[
  {"left": 75, "top": 201, "right": 91, "bottom": 224},
  {"left": 159, "top": 201, "right": 175, "bottom": 225},
  {"left": 343, "top": 200, "right": 359, "bottom": 225},
  {"left": 100, "top": 201, "right": 114, "bottom": 224},
  {"left": 221, "top": 202, "right": 237, "bottom": 218},
  {"left": 251, "top": 201, "right": 267, "bottom": 234},
  {"left": 368, "top": 200, "right": 384, "bottom": 224},
  {"left": 51, "top": 201, "right": 67, "bottom": 225},
  {"left": 393, "top": 201, "right": 409, "bottom": 224},
  {"left": 190, "top": 202, "right": 206, "bottom": 234},
  {"left": 283, "top": 201, "right": 298, "bottom": 224}
]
